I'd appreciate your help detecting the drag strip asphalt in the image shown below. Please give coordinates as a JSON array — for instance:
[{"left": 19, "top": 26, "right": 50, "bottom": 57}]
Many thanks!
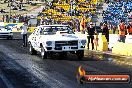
[{"left": 0, "top": 33, "right": 131, "bottom": 88}]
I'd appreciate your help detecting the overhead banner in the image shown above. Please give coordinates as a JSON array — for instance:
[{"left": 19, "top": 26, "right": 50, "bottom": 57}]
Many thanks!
[{"left": 4, "top": 23, "right": 24, "bottom": 32}]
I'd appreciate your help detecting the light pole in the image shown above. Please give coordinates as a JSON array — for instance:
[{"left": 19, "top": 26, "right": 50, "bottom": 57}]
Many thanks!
[
  {"left": 70, "top": 0, "right": 73, "bottom": 19},
  {"left": 9, "top": 0, "right": 12, "bottom": 22}
]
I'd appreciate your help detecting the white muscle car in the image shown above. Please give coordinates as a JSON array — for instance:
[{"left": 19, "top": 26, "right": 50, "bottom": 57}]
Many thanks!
[
  {"left": 0, "top": 26, "right": 13, "bottom": 39},
  {"left": 28, "top": 25, "right": 86, "bottom": 60}
]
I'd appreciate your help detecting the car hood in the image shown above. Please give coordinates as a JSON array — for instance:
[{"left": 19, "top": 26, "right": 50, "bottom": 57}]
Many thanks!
[{"left": 40, "top": 34, "right": 85, "bottom": 41}]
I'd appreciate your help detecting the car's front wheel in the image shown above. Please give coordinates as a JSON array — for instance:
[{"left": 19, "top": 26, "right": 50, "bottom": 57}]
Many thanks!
[
  {"left": 41, "top": 46, "right": 47, "bottom": 59},
  {"left": 76, "top": 50, "right": 84, "bottom": 60},
  {"left": 29, "top": 43, "right": 37, "bottom": 55}
]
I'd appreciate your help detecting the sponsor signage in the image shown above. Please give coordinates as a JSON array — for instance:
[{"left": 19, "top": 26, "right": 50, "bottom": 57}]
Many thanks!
[
  {"left": 84, "top": 75, "right": 130, "bottom": 83},
  {"left": 77, "top": 66, "right": 130, "bottom": 84}
]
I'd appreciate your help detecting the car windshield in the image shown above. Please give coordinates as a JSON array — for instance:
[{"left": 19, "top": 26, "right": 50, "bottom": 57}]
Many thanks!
[{"left": 40, "top": 26, "right": 74, "bottom": 35}]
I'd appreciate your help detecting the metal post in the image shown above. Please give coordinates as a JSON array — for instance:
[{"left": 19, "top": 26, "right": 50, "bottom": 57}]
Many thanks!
[
  {"left": 70, "top": 0, "right": 73, "bottom": 19},
  {"left": 9, "top": 0, "right": 11, "bottom": 22},
  {"left": 95, "top": 22, "right": 96, "bottom": 32}
]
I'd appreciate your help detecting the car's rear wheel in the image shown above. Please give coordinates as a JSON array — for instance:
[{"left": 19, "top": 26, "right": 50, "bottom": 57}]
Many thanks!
[
  {"left": 76, "top": 50, "right": 84, "bottom": 60},
  {"left": 41, "top": 46, "right": 47, "bottom": 59},
  {"left": 29, "top": 43, "right": 37, "bottom": 55}
]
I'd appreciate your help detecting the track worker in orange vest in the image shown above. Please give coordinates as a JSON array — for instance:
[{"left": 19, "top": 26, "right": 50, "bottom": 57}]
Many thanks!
[
  {"left": 118, "top": 20, "right": 126, "bottom": 43},
  {"left": 80, "top": 16, "right": 86, "bottom": 34},
  {"left": 127, "top": 21, "right": 132, "bottom": 35}
]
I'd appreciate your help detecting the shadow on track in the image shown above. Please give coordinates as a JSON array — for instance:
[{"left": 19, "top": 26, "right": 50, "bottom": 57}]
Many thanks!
[
  {"left": 0, "top": 51, "right": 50, "bottom": 88},
  {"left": 35, "top": 52, "right": 103, "bottom": 61}
]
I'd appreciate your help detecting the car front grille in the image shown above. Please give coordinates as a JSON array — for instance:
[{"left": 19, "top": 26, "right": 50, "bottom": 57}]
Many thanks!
[
  {"left": 55, "top": 40, "right": 78, "bottom": 46},
  {"left": 55, "top": 40, "right": 78, "bottom": 50}
]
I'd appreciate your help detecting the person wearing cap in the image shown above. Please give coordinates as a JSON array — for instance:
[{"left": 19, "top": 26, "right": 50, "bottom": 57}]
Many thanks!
[
  {"left": 86, "top": 22, "right": 96, "bottom": 50},
  {"left": 21, "top": 22, "right": 28, "bottom": 47},
  {"left": 118, "top": 20, "right": 126, "bottom": 43}
]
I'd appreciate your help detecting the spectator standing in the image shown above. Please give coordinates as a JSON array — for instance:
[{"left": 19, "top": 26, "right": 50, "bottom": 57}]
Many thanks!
[
  {"left": 112, "top": 25, "right": 117, "bottom": 34},
  {"left": 75, "top": 18, "right": 80, "bottom": 32},
  {"left": 127, "top": 21, "right": 132, "bottom": 35},
  {"left": 118, "top": 20, "right": 126, "bottom": 43},
  {"left": 86, "top": 22, "right": 96, "bottom": 50},
  {"left": 80, "top": 16, "right": 86, "bottom": 34},
  {"left": 24, "top": 15, "right": 29, "bottom": 24},
  {"left": 21, "top": 22, "right": 28, "bottom": 47},
  {"left": 2, "top": 15, "right": 4, "bottom": 22},
  {"left": 6, "top": 14, "right": 9, "bottom": 23},
  {"left": 10, "top": 15, "right": 13, "bottom": 22},
  {"left": 102, "top": 23, "right": 109, "bottom": 42},
  {"left": 13, "top": 15, "right": 16, "bottom": 23},
  {"left": 19, "top": 15, "right": 23, "bottom": 22},
  {"left": 40, "top": 16, "right": 45, "bottom": 25}
]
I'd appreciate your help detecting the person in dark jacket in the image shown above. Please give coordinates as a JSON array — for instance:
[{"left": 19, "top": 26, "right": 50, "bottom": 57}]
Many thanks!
[
  {"left": 86, "top": 22, "right": 96, "bottom": 50},
  {"left": 101, "top": 23, "right": 109, "bottom": 42}
]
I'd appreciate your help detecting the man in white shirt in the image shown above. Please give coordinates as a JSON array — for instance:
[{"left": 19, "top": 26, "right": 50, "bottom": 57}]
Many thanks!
[{"left": 21, "top": 22, "right": 28, "bottom": 47}]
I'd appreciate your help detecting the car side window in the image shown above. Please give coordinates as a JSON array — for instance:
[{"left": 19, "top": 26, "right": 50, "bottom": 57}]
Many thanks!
[{"left": 43, "top": 27, "right": 53, "bottom": 35}]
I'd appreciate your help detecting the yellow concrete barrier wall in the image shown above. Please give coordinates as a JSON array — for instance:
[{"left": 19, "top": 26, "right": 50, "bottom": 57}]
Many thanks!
[
  {"left": 112, "top": 42, "right": 132, "bottom": 56},
  {"left": 97, "top": 34, "right": 108, "bottom": 51},
  {"left": 28, "top": 27, "right": 36, "bottom": 32}
]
